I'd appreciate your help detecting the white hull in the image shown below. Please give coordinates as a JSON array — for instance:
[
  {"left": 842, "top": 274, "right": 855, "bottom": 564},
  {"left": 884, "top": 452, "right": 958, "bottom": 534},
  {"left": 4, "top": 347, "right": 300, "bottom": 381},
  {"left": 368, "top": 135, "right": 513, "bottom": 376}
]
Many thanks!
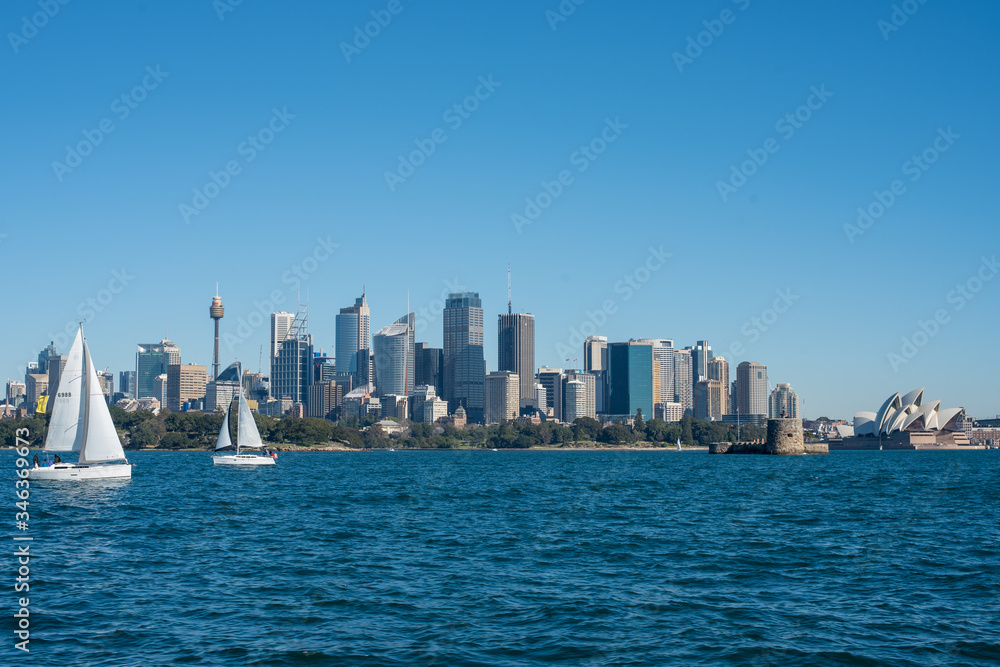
[
  {"left": 213, "top": 454, "right": 275, "bottom": 466},
  {"left": 28, "top": 463, "right": 132, "bottom": 480}
]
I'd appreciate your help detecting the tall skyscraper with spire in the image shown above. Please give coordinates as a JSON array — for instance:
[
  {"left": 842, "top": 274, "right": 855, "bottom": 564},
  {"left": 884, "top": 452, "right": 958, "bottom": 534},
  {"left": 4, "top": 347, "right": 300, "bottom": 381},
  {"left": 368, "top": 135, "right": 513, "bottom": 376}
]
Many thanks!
[
  {"left": 335, "top": 290, "right": 371, "bottom": 383},
  {"left": 497, "top": 267, "right": 534, "bottom": 408},
  {"left": 443, "top": 291, "right": 485, "bottom": 422}
]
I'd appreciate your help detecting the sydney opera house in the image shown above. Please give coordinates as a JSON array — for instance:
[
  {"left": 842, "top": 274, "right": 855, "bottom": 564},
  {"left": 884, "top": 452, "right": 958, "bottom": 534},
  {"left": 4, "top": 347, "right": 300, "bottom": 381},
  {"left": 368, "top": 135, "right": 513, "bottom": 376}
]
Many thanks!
[{"left": 830, "top": 388, "right": 980, "bottom": 450}]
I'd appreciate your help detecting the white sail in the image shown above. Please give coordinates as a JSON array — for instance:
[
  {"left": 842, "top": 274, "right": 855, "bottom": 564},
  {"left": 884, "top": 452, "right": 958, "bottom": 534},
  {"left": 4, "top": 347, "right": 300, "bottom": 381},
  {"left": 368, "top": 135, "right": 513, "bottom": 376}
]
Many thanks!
[
  {"left": 215, "top": 407, "right": 233, "bottom": 451},
  {"left": 236, "top": 387, "right": 263, "bottom": 449},
  {"left": 78, "top": 340, "right": 126, "bottom": 464},
  {"left": 44, "top": 328, "right": 86, "bottom": 452}
]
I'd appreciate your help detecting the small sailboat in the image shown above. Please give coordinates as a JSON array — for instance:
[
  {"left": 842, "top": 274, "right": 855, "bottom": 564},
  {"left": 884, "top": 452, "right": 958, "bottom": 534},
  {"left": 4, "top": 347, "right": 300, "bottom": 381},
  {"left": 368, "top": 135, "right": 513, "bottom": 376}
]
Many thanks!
[
  {"left": 676, "top": 437, "right": 682, "bottom": 451},
  {"left": 29, "top": 326, "right": 132, "bottom": 480},
  {"left": 212, "top": 369, "right": 275, "bottom": 466}
]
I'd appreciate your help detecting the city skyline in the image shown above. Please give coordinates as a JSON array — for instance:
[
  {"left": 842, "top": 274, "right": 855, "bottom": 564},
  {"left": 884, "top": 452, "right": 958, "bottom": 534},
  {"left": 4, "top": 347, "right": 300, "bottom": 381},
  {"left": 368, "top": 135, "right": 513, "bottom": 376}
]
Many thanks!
[
  {"left": 4, "top": 278, "right": 996, "bottom": 420},
  {"left": 2, "top": 1, "right": 997, "bottom": 419}
]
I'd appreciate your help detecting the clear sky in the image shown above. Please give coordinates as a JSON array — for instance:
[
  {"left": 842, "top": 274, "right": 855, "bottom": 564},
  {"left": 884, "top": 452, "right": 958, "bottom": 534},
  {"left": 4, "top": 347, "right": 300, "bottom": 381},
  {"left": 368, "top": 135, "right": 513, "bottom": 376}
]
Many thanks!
[{"left": 2, "top": 0, "right": 997, "bottom": 419}]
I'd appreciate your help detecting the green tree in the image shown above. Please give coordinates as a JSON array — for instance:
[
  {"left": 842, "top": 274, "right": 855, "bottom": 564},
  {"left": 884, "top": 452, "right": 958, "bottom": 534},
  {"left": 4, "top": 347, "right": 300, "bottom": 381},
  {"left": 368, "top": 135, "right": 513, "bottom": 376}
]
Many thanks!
[
  {"left": 645, "top": 418, "right": 669, "bottom": 442},
  {"left": 633, "top": 408, "right": 645, "bottom": 439},
  {"left": 681, "top": 414, "right": 694, "bottom": 445},
  {"left": 599, "top": 423, "right": 634, "bottom": 445},
  {"left": 573, "top": 417, "right": 601, "bottom": 442}
]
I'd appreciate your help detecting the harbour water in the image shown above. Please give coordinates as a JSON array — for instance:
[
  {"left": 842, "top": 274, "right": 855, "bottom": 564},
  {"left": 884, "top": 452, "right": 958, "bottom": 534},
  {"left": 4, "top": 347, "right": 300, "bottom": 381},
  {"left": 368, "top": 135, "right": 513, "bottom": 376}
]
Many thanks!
[{"left": 8, "top": 450, "right": 1000, "bottom": 666}]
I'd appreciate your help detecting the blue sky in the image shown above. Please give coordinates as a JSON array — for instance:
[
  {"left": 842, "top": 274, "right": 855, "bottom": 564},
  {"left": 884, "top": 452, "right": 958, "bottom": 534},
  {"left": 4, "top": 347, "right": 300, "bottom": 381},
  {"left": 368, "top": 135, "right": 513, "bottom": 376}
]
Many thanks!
[{"left": 2, "top": 0, "right": 997, "bottom": 419}]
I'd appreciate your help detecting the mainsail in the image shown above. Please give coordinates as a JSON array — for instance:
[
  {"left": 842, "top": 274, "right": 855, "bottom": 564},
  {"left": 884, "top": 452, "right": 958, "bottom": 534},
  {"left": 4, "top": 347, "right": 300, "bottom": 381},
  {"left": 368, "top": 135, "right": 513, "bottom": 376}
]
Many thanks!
[
  {"left": 236, "top": 374, "right": 263, "bottom": 449},
  {"left": 44, "top": 328, "right": 86, "bottom": 452},
  {"left": 78, "top": 340, "right": 126, "bottom": 464}
]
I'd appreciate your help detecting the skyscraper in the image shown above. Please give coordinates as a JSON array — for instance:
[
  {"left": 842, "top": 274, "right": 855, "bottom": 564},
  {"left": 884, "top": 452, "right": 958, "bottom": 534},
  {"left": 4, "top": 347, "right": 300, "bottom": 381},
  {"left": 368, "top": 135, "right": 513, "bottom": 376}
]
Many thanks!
[
  {"left": 564, "top": 379, "right": 588, "bottom": 424},
  {"left": 737, "top": 361, "right": 768, "bottom": 418},
  {"left": 372, "top": 313, "right": 415, "bottom": 398},
  {"left": 691, "top": 340, "right": 713, "bottom": 382},
  {"left": 635, "top": 338, "right": 674, "bottom": 407},
  {"left": 583, "top": 335, "right": 608, "bottom": 372},
  {"left": 119, "top": 370, "right": 136, "bottom": 399},
  {"left": 136, "top": 340, "right": 181, "bottom": 400},
  {"left": 672, "top": 349, "right": 693, "bottom": 416},
  {"left": 47, "top": 354, "right": 66, "bottom": 398},
  {"left": 414, "top": 343, "right": 443, "bottom": 396},
  {"left": 498, "top": 312, "right": 535, "bottom": 408},
  {"left": 583, "top": 336, "right": 609, "bottom": 415},
  {"left": 484, "top": 371, "right": 519, "bottom": 424},
  {"left": 443, "top": 292, "right": 485, "bottom": 422},
  {"left": 695, "top": 379, "right": 725, "bottom": 421},
  {"left": 563, "top": 370, "right": 596, "bottom": 421},
  {"left": 707, "top": 356, "right": 730, "bottom": 416},
  {"left": 769, "top": 382, "right": 799, "bottom": 418},
  {"left": 335, "top": 292, "right": 370, "bottom": 381},
  {"left": 271, "top": 312, "right": 295, "bottom": 367},
  {"left": 167, "top": 363, "right": 207, "bottom": 412},
  {"left": 607, "top": 342, "right": 654, "bottom": 419},
  {"left": 272, "top": 312, "right": 313, "bottom": 405},
  {"left": 536, "top": 367, "right": 563, "bottom": 421}
]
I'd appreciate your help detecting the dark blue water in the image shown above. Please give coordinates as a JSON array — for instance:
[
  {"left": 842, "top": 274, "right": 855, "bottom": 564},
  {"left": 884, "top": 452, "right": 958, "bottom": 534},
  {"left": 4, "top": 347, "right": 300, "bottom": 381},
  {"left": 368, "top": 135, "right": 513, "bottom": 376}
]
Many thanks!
[{"left": 5, "top": 450, "right": 1000, "bottom": 666}]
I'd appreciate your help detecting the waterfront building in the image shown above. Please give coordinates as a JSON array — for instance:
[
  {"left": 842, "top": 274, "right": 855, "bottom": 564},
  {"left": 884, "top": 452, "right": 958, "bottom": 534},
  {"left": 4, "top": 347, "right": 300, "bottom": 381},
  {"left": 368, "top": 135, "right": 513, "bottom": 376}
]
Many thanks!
[
  {"left": 768, "top": 382, "right": 799, "bottom": 418},
  {"left": 837, "top": 388, "right": 975, "bottom": 450}
]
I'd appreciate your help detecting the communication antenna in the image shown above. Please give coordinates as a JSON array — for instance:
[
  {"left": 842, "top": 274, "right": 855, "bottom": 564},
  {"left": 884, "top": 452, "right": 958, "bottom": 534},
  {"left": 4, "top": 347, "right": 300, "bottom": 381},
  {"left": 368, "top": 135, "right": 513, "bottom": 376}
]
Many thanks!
[{"left": 507, "top": 263, "right": 512, "bottom": 315}]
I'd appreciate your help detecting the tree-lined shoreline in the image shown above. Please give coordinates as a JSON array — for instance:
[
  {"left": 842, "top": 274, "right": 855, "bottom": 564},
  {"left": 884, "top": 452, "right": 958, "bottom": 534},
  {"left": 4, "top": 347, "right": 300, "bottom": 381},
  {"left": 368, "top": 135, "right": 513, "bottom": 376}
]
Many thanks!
[{"left": 1, "top": 408, "right": 769, "bottom": 451}]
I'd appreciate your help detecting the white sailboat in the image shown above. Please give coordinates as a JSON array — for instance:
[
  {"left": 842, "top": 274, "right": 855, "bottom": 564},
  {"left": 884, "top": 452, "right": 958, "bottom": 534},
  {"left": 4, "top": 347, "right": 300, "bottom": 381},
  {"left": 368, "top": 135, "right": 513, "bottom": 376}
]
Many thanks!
[
  {"left": 213, "top": 369, "right": 275, "bottom": 466},
  {"left": 29, "top": 326, "right": 132, "bottom": 480},
  {"left": 676, "top": 437, "right": 682, "bottom": 451}
]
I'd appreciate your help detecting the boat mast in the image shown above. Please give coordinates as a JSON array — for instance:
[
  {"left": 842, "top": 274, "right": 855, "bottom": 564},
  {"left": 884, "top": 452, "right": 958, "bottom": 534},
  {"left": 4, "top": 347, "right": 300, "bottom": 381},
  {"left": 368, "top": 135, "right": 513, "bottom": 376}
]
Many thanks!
[{"left": 80, "top": 325, "right": 91, "bottom": 461}]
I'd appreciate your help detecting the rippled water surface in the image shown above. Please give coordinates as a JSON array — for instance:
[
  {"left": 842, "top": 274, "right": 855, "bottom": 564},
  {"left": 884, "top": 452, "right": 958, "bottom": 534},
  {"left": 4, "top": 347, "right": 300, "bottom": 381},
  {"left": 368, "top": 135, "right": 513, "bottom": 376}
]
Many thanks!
[{"left": 6, "top": 449, "right": 1000, "bottom": 666}]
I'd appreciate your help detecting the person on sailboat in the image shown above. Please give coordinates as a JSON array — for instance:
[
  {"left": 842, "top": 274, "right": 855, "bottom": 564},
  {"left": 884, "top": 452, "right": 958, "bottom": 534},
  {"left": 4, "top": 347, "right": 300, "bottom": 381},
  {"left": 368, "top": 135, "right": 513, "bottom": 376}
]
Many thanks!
[
  {"left": 32, "top": 454, "right": 39, "bottom": 468},
  {"left": 54, "top": 455, "right": 61, "bottom": 464}
]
